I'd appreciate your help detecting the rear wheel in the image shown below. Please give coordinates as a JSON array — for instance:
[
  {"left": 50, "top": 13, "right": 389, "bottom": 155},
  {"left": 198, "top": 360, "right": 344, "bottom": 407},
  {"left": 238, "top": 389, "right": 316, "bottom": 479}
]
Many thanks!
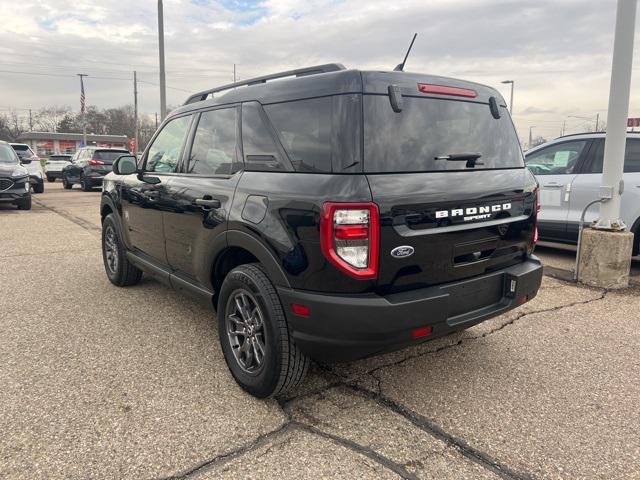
[
  {"left": 33, "top": 182, "right": 44, "bottom": 194},
  {"left": 47, "top": 175, "right": 55, "bottom": 182},
  {"left": 16, "top": 196, "right": 32, "bottom": 210},
  {"left": 217, "top": 264, "right": 309, "bottom": 398},
  {"left": 62, "top": 175, "right": 72, "bottom": 189},
  {"left": 102, "top": 214, "right": 142, "bottom": 287},
  {"left": 80, "top": 176, "right": 92, "bottom": 192}
]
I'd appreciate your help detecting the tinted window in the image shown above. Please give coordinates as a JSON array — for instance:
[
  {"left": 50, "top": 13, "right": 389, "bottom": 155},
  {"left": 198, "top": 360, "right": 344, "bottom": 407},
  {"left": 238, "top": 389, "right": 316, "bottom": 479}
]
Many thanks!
[
  {"left": 264, "top": 98, "right": 332, "bottom": 172},
  {"left": 94, "top": 150, "right": 129, "bottom": 164},
  {"left": 0, "top": 144, "right": 18, "bottom": 164},
  {"left": 145, "top": 116, "right": 191, "bottom": 173},
  {"left": 187, "top": 108, "right": 237, "bottom": 175},
  {"left": 11, "top": 145, "right": 29, "bottom": 152},
  {"left": 586, "top": 139, "right": 640, "bottom": 173},
  {"left": 242, "top": 102, "right": 286, "bottom": 172},
  {"left": 525, "top": 140, "right": 587, "bottom": 175},
  {"left": 364, "top": 95, "right": 523, "bottom": 173},
  {"left": 50, "top": 155, "right": 72, "bottom": 161}
]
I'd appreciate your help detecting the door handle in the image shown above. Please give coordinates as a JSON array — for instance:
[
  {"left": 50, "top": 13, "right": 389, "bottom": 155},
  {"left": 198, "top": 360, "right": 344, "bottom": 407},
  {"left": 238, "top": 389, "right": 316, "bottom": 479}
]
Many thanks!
[
  {"left": 543, "top": 182, "right": 563, "bottom": 188},
  {"left": 195, "top": 197, "right": 221, "bottom": 209}
]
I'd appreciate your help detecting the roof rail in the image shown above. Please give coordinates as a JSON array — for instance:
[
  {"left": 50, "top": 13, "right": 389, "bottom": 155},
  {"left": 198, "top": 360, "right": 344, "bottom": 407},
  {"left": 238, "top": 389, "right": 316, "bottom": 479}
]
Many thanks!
[{"left": 183, "top": 63, "right": 346, "bottom": 105}]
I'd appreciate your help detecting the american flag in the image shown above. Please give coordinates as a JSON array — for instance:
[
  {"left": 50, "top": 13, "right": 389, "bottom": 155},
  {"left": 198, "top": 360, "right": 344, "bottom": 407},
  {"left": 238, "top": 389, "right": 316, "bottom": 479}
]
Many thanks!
[{"left": 80, "top": 76, "right": 85, "bottom": 114}]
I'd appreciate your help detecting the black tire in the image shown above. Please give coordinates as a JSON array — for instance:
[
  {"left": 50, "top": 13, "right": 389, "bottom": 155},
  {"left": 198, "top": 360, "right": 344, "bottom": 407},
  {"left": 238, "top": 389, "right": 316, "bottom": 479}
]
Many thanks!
[
  {"left": 80, "top": 176, "right": 92, "bottom": 192},
  {"left": 47, "top": 175, "right": 55, "bottom": 183},
  {"left": 33, "top": 182, "right": 44, "bottom": 194},
  {"left": 217, "top": 264, "right": 309, "bottom": 398},
  {"left": 62, "top": 175, "right": 72, "bottom": 189},
  {"left": 102, "top": 214, "right": 142, "bottom": 287},
  {"left": 16, "top": 196, "right": 32, "bottom": 211}
]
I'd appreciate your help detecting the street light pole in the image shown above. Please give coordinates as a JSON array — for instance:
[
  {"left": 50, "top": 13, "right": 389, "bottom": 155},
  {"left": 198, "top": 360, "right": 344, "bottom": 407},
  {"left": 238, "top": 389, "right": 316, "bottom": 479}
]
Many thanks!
[
  {"left": 77, "top": 73, "right": 88, "bottom": 147},
  {"left": 501, "top": 80, "right": 514, "bottom": 114},
  {"left": 595, "top": 0, "right": 637, "bottom": 231},
  {"left": 157, "top": 0, "right": 167, "bottom": 121},
  {"left": 133, "top": 70, "right": 139, "bottom": 155},
  {"left": 528, "top": 125, "right": 535, "bottom": 148}
]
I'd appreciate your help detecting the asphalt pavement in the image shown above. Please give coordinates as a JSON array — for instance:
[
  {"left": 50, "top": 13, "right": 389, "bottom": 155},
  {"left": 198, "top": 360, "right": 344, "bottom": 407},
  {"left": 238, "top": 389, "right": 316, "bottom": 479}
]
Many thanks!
[{"left": 1, "top": 181, "right": 638, "bottom": 479}]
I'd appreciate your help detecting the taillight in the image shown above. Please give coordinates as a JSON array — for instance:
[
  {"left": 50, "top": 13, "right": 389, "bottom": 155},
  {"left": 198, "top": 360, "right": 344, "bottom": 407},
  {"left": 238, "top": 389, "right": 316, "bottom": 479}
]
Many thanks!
[
  {"left": 320, "top": 202, "right": 379, "bottom": 280},
  {"left": 417, "top": 83, "right": 477, "bottom": 98},
  {"left": 88, "top": 159, "right": 104, "bottom": 166}
]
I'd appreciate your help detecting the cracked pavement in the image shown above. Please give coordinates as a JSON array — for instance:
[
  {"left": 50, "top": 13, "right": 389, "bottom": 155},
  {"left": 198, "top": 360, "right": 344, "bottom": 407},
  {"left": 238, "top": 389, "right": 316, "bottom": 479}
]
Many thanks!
[{"left": 1, "top": 182, "right": 639, "bottom": 479}]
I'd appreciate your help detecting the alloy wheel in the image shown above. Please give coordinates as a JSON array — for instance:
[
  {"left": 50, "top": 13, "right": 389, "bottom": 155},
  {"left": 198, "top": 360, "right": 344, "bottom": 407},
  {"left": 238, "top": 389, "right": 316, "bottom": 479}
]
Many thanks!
[
  {"left": 225, "top": 289, "right": 267, "bottom": 374},
  {"left": 103, "top": 225, "right": 119, "bottom": 274}
]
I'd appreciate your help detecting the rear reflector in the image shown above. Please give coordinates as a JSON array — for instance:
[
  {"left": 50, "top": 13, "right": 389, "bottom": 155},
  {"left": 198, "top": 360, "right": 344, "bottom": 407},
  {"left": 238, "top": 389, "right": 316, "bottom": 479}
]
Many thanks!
[
  {"left": 417, "top": 83, "right": 477, "bottom": 98},
  {"left": 516, "top": 295, "right": 528, "bottom": 306},
  {"left": 291, "top": 303, "right": 311, "bottom": 317},
  {"left": 88, "top": 159, "right": 105, "bottom": 166},
  {"left": 412, "top": 326, "right": 433, "bottom": 339}
]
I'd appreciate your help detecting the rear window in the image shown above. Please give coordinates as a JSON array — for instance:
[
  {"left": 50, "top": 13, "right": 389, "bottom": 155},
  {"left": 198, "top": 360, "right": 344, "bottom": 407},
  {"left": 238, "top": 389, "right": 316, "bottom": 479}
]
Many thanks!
[
  {"left": 363, "top": 95, "right": 523, "bottom": 173},
  {"left": 50, "top": 155, "right": 71, "bottom": 161},
  {"left": 93, "top": 150, "right": 128, "bottom": 163}
]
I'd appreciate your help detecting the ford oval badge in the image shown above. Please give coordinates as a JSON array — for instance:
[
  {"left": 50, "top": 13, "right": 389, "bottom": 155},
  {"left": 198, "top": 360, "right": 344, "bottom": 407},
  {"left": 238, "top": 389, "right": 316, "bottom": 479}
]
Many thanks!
[{"left": 391, "top": 246, "right": 414, "bottom": 259}]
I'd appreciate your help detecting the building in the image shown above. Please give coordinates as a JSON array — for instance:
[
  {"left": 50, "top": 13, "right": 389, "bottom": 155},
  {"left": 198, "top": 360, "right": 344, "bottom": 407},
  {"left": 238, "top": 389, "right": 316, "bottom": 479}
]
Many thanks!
[{"left": 16, "top": 132, "right": 129, "bottom": 157}]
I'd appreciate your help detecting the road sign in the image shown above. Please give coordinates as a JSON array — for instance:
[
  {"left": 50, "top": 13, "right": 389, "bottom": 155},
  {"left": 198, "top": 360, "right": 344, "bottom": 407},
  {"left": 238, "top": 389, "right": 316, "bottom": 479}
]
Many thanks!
[{"left": 627, "top": 117, "right": 640, "bottom": 127}]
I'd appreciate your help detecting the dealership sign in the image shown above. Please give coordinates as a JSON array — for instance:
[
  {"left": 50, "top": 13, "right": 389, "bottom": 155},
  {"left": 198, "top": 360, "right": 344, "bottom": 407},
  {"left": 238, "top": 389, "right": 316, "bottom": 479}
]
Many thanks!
[{"left": 628, "top": 118, "right": 640, "bottom": 127}]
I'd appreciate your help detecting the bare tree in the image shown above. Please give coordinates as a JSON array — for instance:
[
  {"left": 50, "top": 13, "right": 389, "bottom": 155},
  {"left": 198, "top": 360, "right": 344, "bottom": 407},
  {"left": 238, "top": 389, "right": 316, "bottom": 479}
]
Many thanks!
[{"left": 34, "top": 106, "right": 72, "bottom": 132}]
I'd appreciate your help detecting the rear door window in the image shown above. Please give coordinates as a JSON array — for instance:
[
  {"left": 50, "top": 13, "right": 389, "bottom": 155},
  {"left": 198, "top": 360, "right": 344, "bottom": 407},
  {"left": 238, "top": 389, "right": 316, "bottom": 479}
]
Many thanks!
[
  {"left": 94, "top": 150, "right": 129, "bottom": 164},
  {"left": 264, "top": 98, "right": 332, "bottom": 172},
  {"left": 187, "top": 108, "right": 238, "bottom": 175},
  {"left": 583, "top": 138, "right": 640, "bottom": 173},
  {"left": 525, "top": 140, "right": 588, "bottom": 175},
  {"left": 363, "top": 95, "right": 523, "bottom": 173}
]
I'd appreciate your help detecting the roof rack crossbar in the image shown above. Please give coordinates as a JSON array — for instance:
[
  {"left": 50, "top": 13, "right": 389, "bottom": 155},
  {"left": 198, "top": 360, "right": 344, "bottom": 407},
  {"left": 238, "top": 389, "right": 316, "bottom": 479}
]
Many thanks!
[{"left": 183, "top": 63, "right": 346, "bottom": 105}]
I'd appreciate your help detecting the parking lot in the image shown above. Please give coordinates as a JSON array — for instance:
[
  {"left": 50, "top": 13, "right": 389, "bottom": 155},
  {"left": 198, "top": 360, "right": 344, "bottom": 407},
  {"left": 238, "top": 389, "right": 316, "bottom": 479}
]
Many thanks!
[{"left": 1, "top": 182, "right": 639, "bottom": 479}]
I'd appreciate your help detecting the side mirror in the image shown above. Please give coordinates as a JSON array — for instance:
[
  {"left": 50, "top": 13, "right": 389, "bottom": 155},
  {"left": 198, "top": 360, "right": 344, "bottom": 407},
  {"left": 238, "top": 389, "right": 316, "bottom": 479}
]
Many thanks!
[
  {"left": 20, "top": 158, "right": 32, "bottom": 165},
  {"left": 112, "top": 155, "right": 138, "bottom": 175}
]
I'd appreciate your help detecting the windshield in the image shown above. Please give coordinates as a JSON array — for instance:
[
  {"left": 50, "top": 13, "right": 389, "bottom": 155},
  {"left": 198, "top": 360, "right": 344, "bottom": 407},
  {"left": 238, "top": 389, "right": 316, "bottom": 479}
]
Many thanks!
[
  {"left": 363, "top": 95, "right": 524, "bottom": 173},
  {"left": 0, "top": 145, "right": 19, "bottom": 164}
]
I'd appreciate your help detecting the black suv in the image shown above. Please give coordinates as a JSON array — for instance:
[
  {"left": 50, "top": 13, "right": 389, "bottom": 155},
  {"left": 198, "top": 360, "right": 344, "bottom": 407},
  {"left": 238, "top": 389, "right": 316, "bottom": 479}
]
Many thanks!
[
  {"left": 100, "top": 64, "right": 542, "bottom": 398},
  {"left": 0, "top": 141, "right": 32, "bottom": 210},
  {"left": 62, "top": 147, "right": 130, "bottom": 191}
]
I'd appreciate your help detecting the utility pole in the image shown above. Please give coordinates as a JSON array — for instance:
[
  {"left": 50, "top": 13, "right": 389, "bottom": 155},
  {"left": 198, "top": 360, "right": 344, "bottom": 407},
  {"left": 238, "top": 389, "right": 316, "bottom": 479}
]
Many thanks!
[
  {"left": 528, "top": 126, "right": 535, "bottom": 148},
  {"left": 157, "top": 0, "right": 167, "bottom": 120},
  {"left": 561, "top": 120, "right": 566, "bottom": 136},
  {"left": 155, "top": 112, "right": 158, "bottom": 129},
  {"left": 233, "top": 63, "right": 236, "bottom": 83},
  {"left": 576, "top": 0, "right": 637, "bottom": 288},
  {"left": 77, "top": 73, "right": 88, "bottom": 147},
  {"left": 28, "top": 109, "right": 33, "bottom": 131},
  {"left": 595, "top": 113, "right": 600, "bottom": 131},
  {"left": 133, "top": 70, "right": 139, "bottom": 155},
  {"left": 595, "top": 0, "right": 636, "bottom": 231},
  {"left": 501, "top": 80, "right": 514, "bottom": 114}
]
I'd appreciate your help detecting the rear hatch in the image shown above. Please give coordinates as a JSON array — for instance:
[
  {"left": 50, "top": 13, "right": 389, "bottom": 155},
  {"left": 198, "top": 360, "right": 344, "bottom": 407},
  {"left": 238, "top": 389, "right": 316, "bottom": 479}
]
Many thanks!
[
  {"left": 90, "top": 150, "right": 128, "bottom": 174},
  {"left": 362, "top": 73, "right": 537, "bottom": 294},
  {"left": 46, "top": 156, "right": 72, "bottom": 172}
]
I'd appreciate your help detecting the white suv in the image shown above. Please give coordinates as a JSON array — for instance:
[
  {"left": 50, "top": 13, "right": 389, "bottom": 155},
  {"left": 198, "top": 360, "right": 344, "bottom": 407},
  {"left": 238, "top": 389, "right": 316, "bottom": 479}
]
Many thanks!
[
  {"left": 9, "top": 143, "right": 44, "bottom": 193},
  {"left": 525, "top": 132, "right": 640, "bottom": 254}
]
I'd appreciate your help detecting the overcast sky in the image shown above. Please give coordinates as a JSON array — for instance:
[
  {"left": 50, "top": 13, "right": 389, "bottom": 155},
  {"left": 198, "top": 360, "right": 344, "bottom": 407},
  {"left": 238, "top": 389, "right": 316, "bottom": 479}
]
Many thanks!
[{"left": 0, "top": 0, "right": 638, "bottom": 141}]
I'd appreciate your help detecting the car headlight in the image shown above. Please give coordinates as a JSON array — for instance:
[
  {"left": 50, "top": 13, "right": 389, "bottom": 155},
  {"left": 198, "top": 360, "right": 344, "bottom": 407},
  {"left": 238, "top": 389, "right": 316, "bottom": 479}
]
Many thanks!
[{"left": 11, "top": 167, "right": 28, "bottom": 178}]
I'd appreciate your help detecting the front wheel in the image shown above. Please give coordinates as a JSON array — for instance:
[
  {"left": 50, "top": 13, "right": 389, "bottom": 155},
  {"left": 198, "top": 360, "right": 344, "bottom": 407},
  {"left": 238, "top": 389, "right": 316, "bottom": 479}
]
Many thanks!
[
  {"left": 62, "top": 176, "right": 72, "bottom": 189},
  {"left": 16, "top": 196, "right": 32, "bottom": 210},
  {"left": 102, "top": 214, "right": 142, "bottom": 287},
  {"left": 218, "top": 264, "right": 309, "bottom": 398}
]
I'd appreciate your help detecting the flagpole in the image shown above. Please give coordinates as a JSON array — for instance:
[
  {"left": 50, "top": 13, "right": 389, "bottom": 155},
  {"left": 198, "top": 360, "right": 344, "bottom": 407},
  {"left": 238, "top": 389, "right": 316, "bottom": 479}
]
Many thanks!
[{"left": 77, "top": 73, "right": 88, "bottom": 147}]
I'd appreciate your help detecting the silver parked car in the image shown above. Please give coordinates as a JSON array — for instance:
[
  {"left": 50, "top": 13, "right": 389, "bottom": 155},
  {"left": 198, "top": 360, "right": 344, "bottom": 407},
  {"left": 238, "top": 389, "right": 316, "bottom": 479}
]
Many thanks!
[{"left": 525, "top": 132, "right": 640, "bottom": 254}]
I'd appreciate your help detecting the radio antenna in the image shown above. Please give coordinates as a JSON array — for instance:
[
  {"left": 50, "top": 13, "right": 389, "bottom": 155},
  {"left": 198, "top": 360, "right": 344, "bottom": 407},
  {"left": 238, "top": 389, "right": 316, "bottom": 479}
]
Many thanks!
[{"left": 393, "top": 33, "right": 418, "bottom": 72}]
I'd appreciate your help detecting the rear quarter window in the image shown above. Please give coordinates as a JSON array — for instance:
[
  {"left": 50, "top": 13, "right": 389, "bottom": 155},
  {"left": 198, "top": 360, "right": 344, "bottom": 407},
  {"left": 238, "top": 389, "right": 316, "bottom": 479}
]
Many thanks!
[{"left": 264, "top": 98, "right": 332, "bottom": 173}]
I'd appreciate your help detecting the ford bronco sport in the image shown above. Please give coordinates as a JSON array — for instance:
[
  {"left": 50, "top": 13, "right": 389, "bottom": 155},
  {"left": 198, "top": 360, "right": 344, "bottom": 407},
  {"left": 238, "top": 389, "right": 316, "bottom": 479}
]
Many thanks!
[{"left": 100, "top": 64, "right": 542, "bottom": 398}]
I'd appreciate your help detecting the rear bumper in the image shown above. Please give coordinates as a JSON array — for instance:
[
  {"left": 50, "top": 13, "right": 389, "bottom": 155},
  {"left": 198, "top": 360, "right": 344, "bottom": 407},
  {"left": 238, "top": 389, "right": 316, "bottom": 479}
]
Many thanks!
[
  {"left": 278, "top": 256, "right": 543, "bottom": 362},
  {"left": 45, "top": 170, "right": 63, "bottom": 178}
]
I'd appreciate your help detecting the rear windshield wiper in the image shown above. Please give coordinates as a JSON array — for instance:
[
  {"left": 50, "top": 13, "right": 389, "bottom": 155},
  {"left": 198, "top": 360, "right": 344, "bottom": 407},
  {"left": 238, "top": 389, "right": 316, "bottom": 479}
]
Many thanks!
[{"left": 434, "top": 153, "right": 483, "bottom": 168}]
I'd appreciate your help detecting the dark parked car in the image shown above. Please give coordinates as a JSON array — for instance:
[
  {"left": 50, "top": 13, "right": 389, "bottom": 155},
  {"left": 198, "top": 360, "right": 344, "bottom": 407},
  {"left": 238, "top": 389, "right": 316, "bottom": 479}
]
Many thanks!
[
  {"left": 100, "top": 64, "right": 542, "bottom": 398},
  {"left": 9, "top": 143, "right": 44, "bottom": 193},
  {"left": 62, "top": 147, "right": 130, "bottom": 191},
  {"left": 0, "top": 141, "right": 32, "bottom": 210}
]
